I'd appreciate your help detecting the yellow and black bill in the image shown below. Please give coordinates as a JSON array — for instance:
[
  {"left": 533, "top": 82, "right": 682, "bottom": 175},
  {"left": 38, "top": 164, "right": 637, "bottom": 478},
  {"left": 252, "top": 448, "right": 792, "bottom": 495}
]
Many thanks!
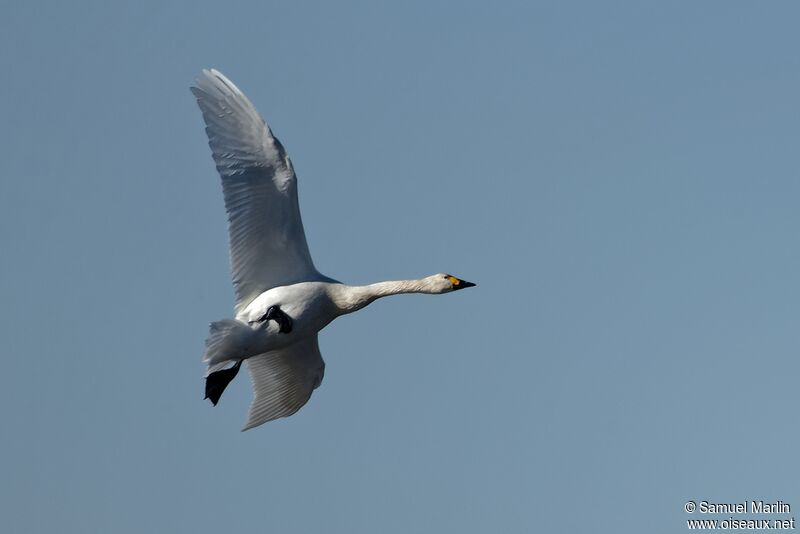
[{"left": 447, "top": 275, "right": 476, "bottom": 290}]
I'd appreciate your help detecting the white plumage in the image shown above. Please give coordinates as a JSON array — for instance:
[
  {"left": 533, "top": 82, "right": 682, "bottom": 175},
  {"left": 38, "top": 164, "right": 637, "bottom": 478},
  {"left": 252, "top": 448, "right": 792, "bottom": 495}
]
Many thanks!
[{"left": 192, "top": 69, "right": 475, "bottom": 430}]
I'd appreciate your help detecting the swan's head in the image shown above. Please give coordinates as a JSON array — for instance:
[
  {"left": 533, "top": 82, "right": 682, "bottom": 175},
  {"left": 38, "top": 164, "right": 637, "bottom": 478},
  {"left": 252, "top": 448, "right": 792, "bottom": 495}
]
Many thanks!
[{"left": 427, "top": 273, "right": 476, "bottom": 294}]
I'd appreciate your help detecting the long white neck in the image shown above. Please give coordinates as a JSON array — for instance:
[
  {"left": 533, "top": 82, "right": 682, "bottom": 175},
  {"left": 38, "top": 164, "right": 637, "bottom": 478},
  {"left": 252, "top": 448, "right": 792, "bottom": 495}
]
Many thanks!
[{"left": 332, "top": 279, "right": 438, "bottom": 315}]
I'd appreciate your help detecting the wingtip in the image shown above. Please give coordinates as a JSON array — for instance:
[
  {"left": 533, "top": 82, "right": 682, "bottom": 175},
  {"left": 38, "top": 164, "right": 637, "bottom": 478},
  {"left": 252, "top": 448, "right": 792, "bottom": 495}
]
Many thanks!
[
  {"left": 190, "top": 68, "right": 218, "bottom": 90},
  {"left": 191, "top": 68, "right": 242, "bottom": 99},
  {"left": 241, "top": 420, "right": 258, "bottom": 432}
]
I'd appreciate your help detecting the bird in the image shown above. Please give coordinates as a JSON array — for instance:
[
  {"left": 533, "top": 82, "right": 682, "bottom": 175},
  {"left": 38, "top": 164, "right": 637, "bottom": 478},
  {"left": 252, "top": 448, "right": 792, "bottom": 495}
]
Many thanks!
[{"left": 191, "top": 69, "right": 475, "bottom": 431}]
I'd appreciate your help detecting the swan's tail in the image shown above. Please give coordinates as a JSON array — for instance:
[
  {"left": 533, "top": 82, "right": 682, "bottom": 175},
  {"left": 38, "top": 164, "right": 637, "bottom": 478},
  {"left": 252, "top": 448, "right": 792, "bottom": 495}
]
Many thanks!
[{"left": 203, "top": 319, "right": 256, "bottom": 375}]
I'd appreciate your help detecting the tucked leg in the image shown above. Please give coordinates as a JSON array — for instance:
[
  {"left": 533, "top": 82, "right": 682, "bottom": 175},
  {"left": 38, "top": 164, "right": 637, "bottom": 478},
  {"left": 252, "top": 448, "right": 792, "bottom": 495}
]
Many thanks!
[
  {"left": 252, "top": 304, "right": 293, "bottom": 334},
  {"left": 205, "top": 360, "right": 242, "bottom": 406}
]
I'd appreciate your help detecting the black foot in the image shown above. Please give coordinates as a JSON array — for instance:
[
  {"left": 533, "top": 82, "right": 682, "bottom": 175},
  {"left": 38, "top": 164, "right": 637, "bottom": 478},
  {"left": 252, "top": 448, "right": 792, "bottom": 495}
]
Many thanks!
[
  {"left": 253, "top": 305, "right": 293, "bottom": 333},
  {"left": 205, "top": 360, "right": 242, "bottom": 406}
]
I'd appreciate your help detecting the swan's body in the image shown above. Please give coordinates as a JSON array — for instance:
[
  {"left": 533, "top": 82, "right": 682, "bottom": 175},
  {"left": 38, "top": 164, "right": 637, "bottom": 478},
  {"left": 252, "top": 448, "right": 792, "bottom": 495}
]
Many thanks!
[{"left": 191, "top": 69, "right": 474, "bottom": 430}]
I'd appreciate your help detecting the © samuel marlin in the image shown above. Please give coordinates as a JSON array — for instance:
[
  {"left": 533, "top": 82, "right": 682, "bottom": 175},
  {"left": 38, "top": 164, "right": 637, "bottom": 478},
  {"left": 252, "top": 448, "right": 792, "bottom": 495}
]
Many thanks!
[{"left": 698, "top": 501, "right": 791, "bottom": 514}]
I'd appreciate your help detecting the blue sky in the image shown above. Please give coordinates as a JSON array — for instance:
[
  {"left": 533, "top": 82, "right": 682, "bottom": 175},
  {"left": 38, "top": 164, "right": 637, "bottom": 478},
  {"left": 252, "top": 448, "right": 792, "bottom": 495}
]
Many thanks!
[{"left": 2, "top": 1, "right": 800, "bottom": 532}]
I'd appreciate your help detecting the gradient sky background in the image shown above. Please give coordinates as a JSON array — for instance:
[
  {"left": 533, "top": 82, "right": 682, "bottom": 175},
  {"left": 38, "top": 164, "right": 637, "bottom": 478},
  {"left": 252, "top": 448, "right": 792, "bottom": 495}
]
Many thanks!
[{"left": 3, "top": 2, "right": 800, "bottom": 532}]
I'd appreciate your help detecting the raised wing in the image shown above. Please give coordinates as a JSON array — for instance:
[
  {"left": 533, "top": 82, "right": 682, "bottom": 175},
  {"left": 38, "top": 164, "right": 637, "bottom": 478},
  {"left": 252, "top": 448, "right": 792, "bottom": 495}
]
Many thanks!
[
  {"left": 242, "top": 336, "right": 325, "bottom": 430},
  {"left": 191, "top": 69, "right": 321, "bottom": 314}
]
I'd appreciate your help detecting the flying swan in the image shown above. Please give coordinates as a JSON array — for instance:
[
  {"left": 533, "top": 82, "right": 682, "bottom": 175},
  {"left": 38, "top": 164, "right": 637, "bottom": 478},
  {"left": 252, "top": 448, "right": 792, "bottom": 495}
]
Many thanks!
[{"left": 191, "top": 69, "right": 475, "bottom": 430}]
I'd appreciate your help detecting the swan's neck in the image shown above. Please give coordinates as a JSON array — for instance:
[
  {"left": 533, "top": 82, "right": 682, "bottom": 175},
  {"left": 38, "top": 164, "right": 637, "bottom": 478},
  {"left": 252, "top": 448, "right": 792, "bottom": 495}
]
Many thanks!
[{"left": 333, "top": 279, "right": 434, "bottom": 314}]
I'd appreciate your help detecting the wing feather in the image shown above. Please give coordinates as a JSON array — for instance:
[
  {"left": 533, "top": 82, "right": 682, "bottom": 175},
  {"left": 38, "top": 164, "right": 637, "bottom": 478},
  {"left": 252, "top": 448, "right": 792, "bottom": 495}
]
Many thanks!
[
  {"left": 242, "top": 336, "right": 325, "bottom": 430},
  {"left": 191, "top": 69, "right": 321, "bottom": 313}
]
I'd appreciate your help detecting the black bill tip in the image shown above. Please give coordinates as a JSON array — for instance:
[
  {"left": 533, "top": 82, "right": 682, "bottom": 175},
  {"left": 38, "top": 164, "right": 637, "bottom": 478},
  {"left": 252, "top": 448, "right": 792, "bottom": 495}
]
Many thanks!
[{"left": 452, "top": 278, "right": 476, "bottom": 290}]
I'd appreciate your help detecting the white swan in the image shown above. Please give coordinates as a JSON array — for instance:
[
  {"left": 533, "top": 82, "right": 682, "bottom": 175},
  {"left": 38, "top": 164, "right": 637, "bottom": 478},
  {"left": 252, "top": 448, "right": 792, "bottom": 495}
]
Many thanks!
[{"left": 191, "top": 69, "right": 475, "bottom": 430}]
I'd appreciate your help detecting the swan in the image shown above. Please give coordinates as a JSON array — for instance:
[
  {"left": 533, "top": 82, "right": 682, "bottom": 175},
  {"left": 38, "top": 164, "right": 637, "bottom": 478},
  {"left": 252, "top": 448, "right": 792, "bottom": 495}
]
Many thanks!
[{"left": 191, "top": 69, "right": 475, "bottom": 430}]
